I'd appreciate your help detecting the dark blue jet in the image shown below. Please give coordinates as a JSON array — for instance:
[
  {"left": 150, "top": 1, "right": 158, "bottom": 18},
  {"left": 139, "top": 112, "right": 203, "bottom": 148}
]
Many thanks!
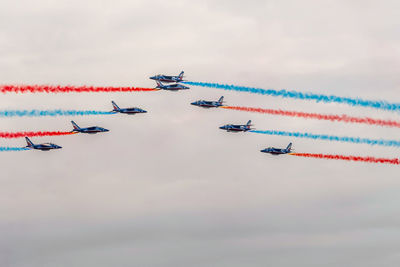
[
  {"left": 219, "top": 120, "right": 252, "bottom": 132},
  {"left": 191, "top": 96, "right": 224, "bottom": 108},
  {"left": 71, "top": 121, "right": 109, "bottom": 134},
  {"left": 25, "top": 137, "right": 62, "bottom": 151},
  {"left": 150, "top": 71, "right": 184, "bottom": 83},
  {"left": 155, "top": 81, "right": 189, "bottom": 91},
  {"left": 111, "top": 101, "right": 147, "bottom": 115},
  {"left": 261, "top": 143, "right": 293, "bottom": 155}
]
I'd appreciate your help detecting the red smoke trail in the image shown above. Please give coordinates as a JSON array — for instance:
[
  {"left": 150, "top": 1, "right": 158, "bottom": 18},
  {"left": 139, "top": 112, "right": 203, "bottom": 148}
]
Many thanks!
[
  {"left": 221, "top": 106, "right": 400, "bottom": 128},
  {"left": 0, "top": 85, "right": 158, "bottom": 93},
  {"left": 0, "top": 131, "right": 76, "bottom": 138},
  {"left": 289, "top": 153, "right": 400, "bottom": 165}
]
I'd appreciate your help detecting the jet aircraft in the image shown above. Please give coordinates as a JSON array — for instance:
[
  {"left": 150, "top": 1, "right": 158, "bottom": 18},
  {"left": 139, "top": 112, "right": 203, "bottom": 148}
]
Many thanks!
[
  {"left": 25, "top": 137, "right": 62, "bottom": 151},
  {"left": 219, "top": 120, "right": 253, "bottom": 132},
  {"left": 191, "top": 96, "right": 224, "bottom": 108},
  {"left": 155, "top": 81, "right": 189, "bottom": 91},
  {"left": 111, "top": 101, "right": 147, "bottom": 115},
  {"left": 149, "top": 71, "right": 184, "bottom": 83},
  {"left": 71, "top": 121, "right": 109, "bottom": 134},
  {"left": 261, "top": 143, "right": 293, "bottom": 155}
]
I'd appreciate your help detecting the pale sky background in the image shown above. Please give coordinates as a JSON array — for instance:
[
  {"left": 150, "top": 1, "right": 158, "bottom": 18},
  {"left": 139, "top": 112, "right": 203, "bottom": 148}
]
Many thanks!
[{"left": 1, "top": 0, "right": 400, "bottom": 266}]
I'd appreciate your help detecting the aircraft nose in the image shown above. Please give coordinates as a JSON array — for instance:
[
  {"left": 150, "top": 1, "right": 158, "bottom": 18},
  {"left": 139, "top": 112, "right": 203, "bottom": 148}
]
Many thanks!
[
  {"left": 190, "top": 102, "right": 197, "bottom": 105},
  {"left": 219, "top": 126, "right": 226, "bottom": 130},
  {"left": 142, "top": 110, "right": 147, "bottom": 113},
  {"left": 104, "top": 129, "right": 110, "bottom": 132}
]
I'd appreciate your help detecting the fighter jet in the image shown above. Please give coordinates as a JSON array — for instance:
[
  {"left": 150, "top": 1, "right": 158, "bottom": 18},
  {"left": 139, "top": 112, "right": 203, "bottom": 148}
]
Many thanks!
[
  {"left": 219, "top": 120, "right": 253, "bottom": 132},
  {"left": 261, "top": 143, "right": 293, "bottom": 155},
  {"left": 25, "top": 137, "right": 62, "bottom": 151},
  {"left": 71, "top": 121, "right": 109, "bottom": 134},
  {"left": 191, "top": 96, "right": 224, "bottom": 108},
  {"left": 111, "top": 101, "right": 147, "bottom": 115},
  {"left": 150, "top": 71, "right": 184, "bottom": 83},
  {"left": 155, "top": 81, "right": 189, "bottom": 91}
]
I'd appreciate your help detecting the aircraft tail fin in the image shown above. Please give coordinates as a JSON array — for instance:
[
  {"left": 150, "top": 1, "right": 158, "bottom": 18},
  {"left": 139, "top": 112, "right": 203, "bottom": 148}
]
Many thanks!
[
  {"left": 246, "top": 120, "right": 252, "bottom": 126},
  {"left": 71, "top": 121, "right": 81, "bottom": 131},
  {"left": 286, "top": 142, "right": 292, "bottom": 152},
  {"left": 25, "top": 137, "right": 34, "bottom": 147},
  {"left": 111, "top": 101, "right": 120, "bottom": 111},
  {"left": 178, "top": 71, "right": 184, "bottom": 79},
  {"left": 218, "top": 96, "right": 224, "bottom": 104}
]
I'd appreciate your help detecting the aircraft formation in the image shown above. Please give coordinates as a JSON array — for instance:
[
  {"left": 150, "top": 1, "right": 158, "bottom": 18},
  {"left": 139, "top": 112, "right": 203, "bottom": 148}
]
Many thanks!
[
  {"left": 10, "top": 71, "right": 290, "bottom": 157},
  {"left": 2, "top": 70, "right": 399, "bottom": 165},
  {"left": 19, "top": 100, "right": 147, "bottom": 150},
  {"left": 152, "top": 71, "right": 189, "bottom": 91}
]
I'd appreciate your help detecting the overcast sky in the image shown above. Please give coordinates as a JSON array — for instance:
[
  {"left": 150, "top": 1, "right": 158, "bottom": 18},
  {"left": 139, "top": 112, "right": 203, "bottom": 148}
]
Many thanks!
[{"left": 1, "top": 0, "right": 400, "bottom": 266}]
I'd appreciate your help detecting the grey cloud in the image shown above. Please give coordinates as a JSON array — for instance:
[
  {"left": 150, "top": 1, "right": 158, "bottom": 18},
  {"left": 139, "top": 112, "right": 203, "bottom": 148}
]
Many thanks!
[{"left": 1, "top": 0, "right": 400, "bottom": 266}]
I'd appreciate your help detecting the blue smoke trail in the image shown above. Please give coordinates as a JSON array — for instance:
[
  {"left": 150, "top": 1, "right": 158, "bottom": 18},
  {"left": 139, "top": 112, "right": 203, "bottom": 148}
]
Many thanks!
[
  {"left": 250, "top": 130, "right": 400, "bottom": 147},
  {"left": 0, "top": 110, "right": 115, "bottom": 117},
  {"left": 183, "top": 81, "right": 400, "bottom": 112},
  {"left": 0, "top": 147, "right": 29, "bottom": 151}
]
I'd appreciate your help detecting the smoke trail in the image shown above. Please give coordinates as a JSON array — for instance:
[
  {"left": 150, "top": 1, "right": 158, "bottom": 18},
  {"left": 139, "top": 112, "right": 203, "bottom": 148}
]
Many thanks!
[
  {"left": 0, "top": 147, "right": 29, "bottom": 151},
  {"left": 221, "top": 106, "right": 400, "bottom": 128},
  {"left": 184, "top": 81, "right": 400, "bottom": 112},
  {"left": 250, "top": 130, "right": 400, "bottom": 147},
  {"left": 289, "top": 153, "right": 400, "bottom": 165},
  {"left": 0, "top": 110, "right": 115, "bottom": 117},
  {"left": 0, "top": 131, "right": 76, "bottom": 138},
  {"left": 0, "top": 85, "right": 158, "bottom": 93}
]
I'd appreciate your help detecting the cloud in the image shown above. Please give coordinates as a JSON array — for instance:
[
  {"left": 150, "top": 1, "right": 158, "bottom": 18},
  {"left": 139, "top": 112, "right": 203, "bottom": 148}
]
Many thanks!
[{"left": 0, "top": 0, "right": 400, "bottom": 266}]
